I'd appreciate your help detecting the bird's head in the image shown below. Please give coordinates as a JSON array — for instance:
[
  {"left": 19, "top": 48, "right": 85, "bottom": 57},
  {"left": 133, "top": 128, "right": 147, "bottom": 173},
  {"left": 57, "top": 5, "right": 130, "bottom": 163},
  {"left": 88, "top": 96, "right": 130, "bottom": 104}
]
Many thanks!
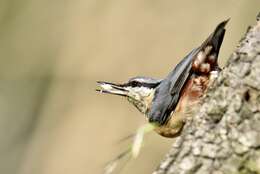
[{"left": 97, "top": 77, "right": 161, "bottom": 114}]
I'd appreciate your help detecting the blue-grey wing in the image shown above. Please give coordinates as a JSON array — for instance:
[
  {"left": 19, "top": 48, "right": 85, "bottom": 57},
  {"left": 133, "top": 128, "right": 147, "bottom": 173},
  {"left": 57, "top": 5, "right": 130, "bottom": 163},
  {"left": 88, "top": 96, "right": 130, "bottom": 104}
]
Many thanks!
[
  {"left": 148, "top": 48, "right": 199, "bottom": 124},
  {"left": 148, "top": 19, "right": 229, "bottom": 125}
]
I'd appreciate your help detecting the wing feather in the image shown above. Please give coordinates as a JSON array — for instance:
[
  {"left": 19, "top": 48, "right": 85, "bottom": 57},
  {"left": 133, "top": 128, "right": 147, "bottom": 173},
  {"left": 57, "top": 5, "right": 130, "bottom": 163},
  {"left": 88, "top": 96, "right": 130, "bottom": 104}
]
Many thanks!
[
  {"left": 148, "top": 19, "right": 229, "bottom": 125},
  {"left": 148, "top": 48, "right": 199, "bottom": 124}
]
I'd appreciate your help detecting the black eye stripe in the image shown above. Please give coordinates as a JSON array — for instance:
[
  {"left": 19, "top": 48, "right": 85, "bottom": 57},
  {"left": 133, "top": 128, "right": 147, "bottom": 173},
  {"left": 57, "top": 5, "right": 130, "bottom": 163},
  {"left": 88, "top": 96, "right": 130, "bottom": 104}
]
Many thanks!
[
  {"left": 128, "top": 81, "right": 141, "bottom": 87},
  {"left": 127, "top": 81, "right": 160, "bottom": 88}
]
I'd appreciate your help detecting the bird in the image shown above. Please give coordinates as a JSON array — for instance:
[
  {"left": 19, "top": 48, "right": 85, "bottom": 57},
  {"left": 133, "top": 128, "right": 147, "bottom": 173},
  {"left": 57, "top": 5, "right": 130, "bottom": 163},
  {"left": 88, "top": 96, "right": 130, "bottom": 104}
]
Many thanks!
[{"left": 97, "top": 19, "right": 229, "bottom": 138}]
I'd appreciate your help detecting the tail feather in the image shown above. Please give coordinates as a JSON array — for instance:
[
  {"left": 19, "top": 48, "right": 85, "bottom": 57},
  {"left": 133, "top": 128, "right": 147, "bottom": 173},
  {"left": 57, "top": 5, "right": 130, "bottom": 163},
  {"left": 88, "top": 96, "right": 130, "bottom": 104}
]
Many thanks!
[
  {"left": 210, "top": 18, "right": 229, "bottom": 57},
  {"left": 192, "top": 19, "right": 229, "bottom": 73}
]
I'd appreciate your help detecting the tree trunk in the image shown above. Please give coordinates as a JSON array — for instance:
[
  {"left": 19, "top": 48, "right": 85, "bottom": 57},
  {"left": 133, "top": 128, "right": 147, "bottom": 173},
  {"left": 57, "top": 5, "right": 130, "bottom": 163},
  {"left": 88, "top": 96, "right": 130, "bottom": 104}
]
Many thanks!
[{"left": 153, "top": 13, "right": 260, "bottom": 174}]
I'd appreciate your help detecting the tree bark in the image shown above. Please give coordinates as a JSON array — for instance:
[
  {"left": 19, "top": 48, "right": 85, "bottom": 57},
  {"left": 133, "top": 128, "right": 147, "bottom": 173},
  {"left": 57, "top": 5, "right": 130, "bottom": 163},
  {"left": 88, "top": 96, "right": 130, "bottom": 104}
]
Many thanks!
[{"left": 153, "top": 13, "right": 260, "bottom": 174}]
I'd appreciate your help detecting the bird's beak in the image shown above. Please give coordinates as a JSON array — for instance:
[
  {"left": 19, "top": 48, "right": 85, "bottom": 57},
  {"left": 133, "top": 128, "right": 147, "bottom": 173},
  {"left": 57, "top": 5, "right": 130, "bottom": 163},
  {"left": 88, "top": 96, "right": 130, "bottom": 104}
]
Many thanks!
[{"left": 96, "top": 81, "right": 128, "bottom": 97}]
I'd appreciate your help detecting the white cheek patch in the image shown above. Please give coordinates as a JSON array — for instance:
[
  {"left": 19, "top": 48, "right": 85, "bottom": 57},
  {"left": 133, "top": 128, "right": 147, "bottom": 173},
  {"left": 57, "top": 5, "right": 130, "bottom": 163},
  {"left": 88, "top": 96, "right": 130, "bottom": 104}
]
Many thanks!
[
  {"left": 135, "top": 87, "right": 153, "bottom": 97},
  {"left": 126, "top": 87, "right": 153, "bottom": 100},
  {"left": 139, "top": 87, "right": 152, "bottom": 96}
]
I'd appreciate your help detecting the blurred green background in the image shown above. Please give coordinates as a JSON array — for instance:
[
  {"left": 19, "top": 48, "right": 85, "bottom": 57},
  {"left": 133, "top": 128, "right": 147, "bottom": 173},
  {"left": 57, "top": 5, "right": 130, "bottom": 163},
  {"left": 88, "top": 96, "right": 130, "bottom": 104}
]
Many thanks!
[{"left": 0, "top": 0, "right": 259, "bottom": 174}]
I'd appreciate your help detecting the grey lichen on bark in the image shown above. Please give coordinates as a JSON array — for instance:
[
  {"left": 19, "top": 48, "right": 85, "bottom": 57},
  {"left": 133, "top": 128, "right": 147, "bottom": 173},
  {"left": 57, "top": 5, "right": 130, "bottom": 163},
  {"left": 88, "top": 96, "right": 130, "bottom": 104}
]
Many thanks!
[{"left": 153, "top": 13, "right": 260, "bottom": 174}]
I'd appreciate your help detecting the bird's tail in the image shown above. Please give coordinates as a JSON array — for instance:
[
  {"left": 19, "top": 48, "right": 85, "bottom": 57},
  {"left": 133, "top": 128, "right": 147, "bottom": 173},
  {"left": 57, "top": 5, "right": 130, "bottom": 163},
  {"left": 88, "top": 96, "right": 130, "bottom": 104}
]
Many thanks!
[
  {"left": 192, "top": 19, "right": 229, "bottom": 73},
  {"left": 207, "top": 18, "right": 229, "bottom": 57}
]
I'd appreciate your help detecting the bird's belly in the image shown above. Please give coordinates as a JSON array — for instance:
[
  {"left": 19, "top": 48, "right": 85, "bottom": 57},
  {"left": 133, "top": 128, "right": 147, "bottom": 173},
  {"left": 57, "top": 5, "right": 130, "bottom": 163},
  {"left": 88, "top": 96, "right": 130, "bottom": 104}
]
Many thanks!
[{"left": 154, "top": 111, "right": 185, "bottom": 138}]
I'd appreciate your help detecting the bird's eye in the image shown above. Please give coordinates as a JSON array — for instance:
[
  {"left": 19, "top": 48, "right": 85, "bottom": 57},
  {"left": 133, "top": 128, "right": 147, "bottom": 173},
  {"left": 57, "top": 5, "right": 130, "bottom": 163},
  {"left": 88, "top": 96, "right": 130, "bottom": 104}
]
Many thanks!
[{"left": 130, "top": 81, "right": 139, "bottom": 87}]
